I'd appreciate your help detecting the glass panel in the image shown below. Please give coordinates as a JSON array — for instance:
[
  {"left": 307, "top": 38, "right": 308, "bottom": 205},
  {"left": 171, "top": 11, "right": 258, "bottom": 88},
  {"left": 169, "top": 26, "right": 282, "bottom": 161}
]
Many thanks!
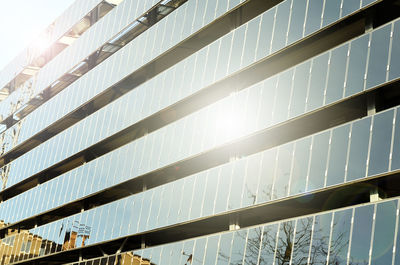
[
  {"left": 328, "top": 209, "right": 352, "bottom": 265},
  {"left": 190, "top": 172, "right": 207, "bottom": 220},
  {"left": 307, "top": 131, "right": 330, "bottom": 191},
  {"left": 289, "top": 61, "right": 311, "bottom": 118},
  {"left": 366, "top": 24, "right": 391, "bottom": 89},
  {"left": 242, "top": 154, "right": 261, "bottom": 207},
  {"left": 342, "top": 0, "right": 361, "bottom": 17},
  {"left": 215, "top": 164, "right": 231, "bottom": 214},
  {"left": 257, "top": 77, "right": 277, "bottom": 129},
  {"left": 203, "top": 170, "right": 219, "bottom": 216},
  {"left": 307, "top": 53, "right": 329, "bottom": 111},
  {"left": 346, "top": 117, "right": 371, "bottom": 181},
  {"left": 244, "top": 227, "right": 262, "bottom": 264},
  {"left": 230, "top": 230, "right": 248, "bottom": 265},
  {"left": 228, "top": 26, "right": 246, "bottom": 74},
  {"left": 287, "top": 0, "right": 307, "bottom": 45},
  {"left": 325, "top": 44, "right": 348, "bottom": 104},
  {"left": 242, "top": 17, "right": 260, "bottom": 68},
  {"left": 273, "top": 143, "right": 293, "bottom": 199},
  {"left": 258, "top": 224, "right": 278, "bottom": 265},
  {"left": 345, "top": 34, "right": 369, "bottom": 97},
  {"left": 273, "top": 69, "right": 293, "bottom": 124},
  {"left": 291, "top": 217, "right": 313, "bottom": 265},
  {"left": 309, "top": 213, "right": 332, "bottom": 264},
  {"left": 304, "top": 0, "right": 324, "bottom": 36},
  {"left": 275, "top": 220, "right": 295, "bottom": 265},
  {"left": 271, "top": 0, "right": 291, "bottom": 53},
  {"left": 368, "top": 109, "right": 394, "bottom": 176},
  {"left": 256, "top": 149, "right": 277, "bottom": 203},
  {"left": 322, "top": 0, "right": 341, "bottom": 26},
  {"left": 290, "top": 137, "right": 311, "bottom": 196},
  {"left": 389, "top": 21, "right": 400, "bottom": 81},
  {"left": 217, "top": 233, "right": 233, "bottom": 265},
  {"left": 256, "top": 9, "right": 275, "bottom": 60},
  {"left": 228, "top": 159, "right": 246, "bottom": 210},
  {"left": 371, "top": 200, "right": 397, "bottom": 265},
  {"left": 193, "top": 238, "right": 206, "bottom": 265},
  {"left": 349, "top": 205, "right": 374, "bottom": 264},
  {"left": 326, "top": 124, "right": 350, "bottom": 186},
  {"left": 391, "top": 108, "right": 400, "bottom": 170},
  {"left": 204, "top": 235, "right": 219, "bottom": 265}
]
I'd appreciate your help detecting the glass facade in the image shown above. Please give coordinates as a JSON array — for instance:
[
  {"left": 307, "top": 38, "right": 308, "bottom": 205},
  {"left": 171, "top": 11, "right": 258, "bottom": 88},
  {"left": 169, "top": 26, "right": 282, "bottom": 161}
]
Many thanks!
[{"left": 0, "top": 0, "right": 399, "bottom": 264}]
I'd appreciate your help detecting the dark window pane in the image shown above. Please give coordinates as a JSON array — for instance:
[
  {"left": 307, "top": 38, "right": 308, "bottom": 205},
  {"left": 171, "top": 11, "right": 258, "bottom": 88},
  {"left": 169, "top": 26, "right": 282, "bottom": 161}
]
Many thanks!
[
  {"left": 307, "top": 53, "right": 329, "bottom": 111},
  {"left": 291, "top": 217, "right": 313, "bottom": 265},
  {"left": 217, "top": 233, "right": 233, "bottom": 265},
  {"left": 366, "top": 24, "right": 391, "bottom": 89},
  {"left": 342, "top": 0, "right": 361, "bottom": 17},
  {"left": 391, "top": 108, "right": 400, "bottom": 170},
  {"left": 322, "top": 0, "right": 341, "bottom": 27},
  {"left": 347, "top": 117, "right": 371, "bottom": 181},
  {"left": 290, "top": 137, "right": 311, "bottom": 196},
  {"left": 273, "top": 69, "right": 293, "bottom": 124},
  {"left": 271, "top": 0, "right": 291, "bottom": 53},
  {"left": 289, "top": 61, "right": 311, "bottom": 118},
  {"left": 326, "top": 44, "right": 348, "bottom": 104},
  {"left": 204, "top": 235, "right": 219, "bottom": 265},
  {"left": 326, "top": 125, "right": 350, "bottom": 186},
  {"left": 305, "top": 0, "right": 324, "bottom": 36},
  {"left": 257, "top": 149, "right": 277, "bottom": 203},
  {"left": 307, "top": 131, "right": 330, "bottom": 191},
  {"left": 389, "top": 21, "right": 400, "bottom": 81},
  {"left": 230, "top": 230, "right": 248, "bottom": 265},
  {"left": 345, "top": 34, "right": 369, "bottom": 97},
  {"left": 273, "top": 143, "right": 294, "bottom": 199},
  {"left": 368, "top": 109, "right": 394, "bottom": 176},
  {"left": 275, "top": 221, "right": 295, "bottom": 265},
  {"left": 310, "top": 213, "right": 332, "bottom": 265},
  {"left": 256, "top": 10, "right": 275, "bottom": 60},
  {"left": 349, "top": 205, "right": 373, "bottom": 265},
  {"left": 328, "top": 209, "right": 352, "bottom": 265},
  {"left": 258, "top": 224, "right": 278, "bottom": 265},
  {"left": 371, "top": 200, "right": 397, "bottom": 265},
  {"left": 288, "top": 0, "right": 307, "bottom": 44},
  {"left": 242, "top": 17, "right": 261, "bottom": 68},
  {"left": 242, "top": 154, "right": 262, "bottom": 207},
  {"left": 244, "top": 228, "right": 262, "bottom": 265}
]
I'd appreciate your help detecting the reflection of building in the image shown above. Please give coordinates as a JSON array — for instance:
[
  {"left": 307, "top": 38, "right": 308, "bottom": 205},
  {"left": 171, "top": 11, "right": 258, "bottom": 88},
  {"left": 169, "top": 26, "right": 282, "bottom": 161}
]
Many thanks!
[{"left": 1, "top": 0, "right": 400, "bottom": 264}]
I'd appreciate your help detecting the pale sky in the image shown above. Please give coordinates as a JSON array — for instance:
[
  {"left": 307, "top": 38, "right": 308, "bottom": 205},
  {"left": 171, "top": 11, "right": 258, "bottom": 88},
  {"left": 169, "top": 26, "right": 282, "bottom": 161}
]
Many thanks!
[{"left": 0, "top": 0, "right": 76, "bottom": 70}]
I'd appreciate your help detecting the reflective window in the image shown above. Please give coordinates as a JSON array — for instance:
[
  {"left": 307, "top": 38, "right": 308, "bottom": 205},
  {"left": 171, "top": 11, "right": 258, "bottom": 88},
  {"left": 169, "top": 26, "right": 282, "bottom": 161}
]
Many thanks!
[
  {"left": 287, "top": 0, "right": 307, "bottom": 45},
  {"left": 271, "top": 0, "right": 291, "bottom": 53},
  {"left": 242, "top": 17, "right": 260, "bottom": 68},
  {"left": 256, "top": 149, "right": 277, "bottom": 203},
  {"left": 307, "top": 53, "right": 329, "bottom": 111},
  {"left": 273, "top": 69, "right": 293, "bottom": 124},
  {"left": 229, "top": 159, "right": 246, "bottom": 211},
  {"left": 217, "top": 233, "right": 233, "bottom": 265},
  {"left": 349, "top": 205, "right": 373, "bottom": 265},
  {"left": 244, "top": 228, "right": 262, "bottom": 264},
  {"left": 258, "top": 224, "right": 278, "bottom": 265},
  {"left": 345, "top": 34, "right": 369, "bottom": 97},
  {"left": 368, "top": 110, "right": 394, "bottom": 176},
  {"left": 307, "top": 131, "right": 329, "bottom": 191},
  {"left": 275, "top": 220, "right": 295, "bottom": 265},
  {"left": 289, "top": 61, "right": 311, "bottom": 118},
  {"left": 326, "top": 124, "right": 350, "bottom": 186},
  {"left": 291, "top": 217, "right": 312, "bottom": 264},
  {"left": 230, "top": 230, "right": 247, "bottom": 265},
  {"left": 325, "top": 44, "right": 348, "bottom": 104},
  {"left": 257, "top": 76, "right": 277, "bottom": 129},
  {"left": 228, "top": 26, "right": 246, "bottom": 74},
  {"left": 389, "top": 21, "right": 400, "bottom": 81},
  {"left": 309, "top": 213, "right": 332, "bottom": 264},
  {"left": 328, "top": 209, "right": 352, "bottom": 264},
  {"left": 256, "top": 9, "right": 275, "bottom": 60},
  {"left": 290, "top": 137, "right": 311, "bottom": 195},
  {"left": 322, "top": 0, "right": 341, "bottom": 27},
  {"left": 391, "top": 108, "right": 400, "bottom": 170},
  {"left": 304, "top": 0, "right": 323, "bottom": 35},
  {"left": 366, "top": 24, "right": 391, "bottom": 89},
  {"left": 273, "top": 143, "right": 293, "bottom": 199},
  {"left": 242, "top": 154, "right": 261, "bottom": 207},
  {"left": 342, "top": 0, "right": 360, "bottom": 17},
  {"left": 371, "top": 200, "right": 397, "bottom": 265},
  {"left": 204, "top": 235, "right": 219, "bottom": 265},
  {"left": 193, "top": 238, "right": 206, "bottom": 265},
  {"left": 347, "top": 117, "right": 371, "bottom": 181}
]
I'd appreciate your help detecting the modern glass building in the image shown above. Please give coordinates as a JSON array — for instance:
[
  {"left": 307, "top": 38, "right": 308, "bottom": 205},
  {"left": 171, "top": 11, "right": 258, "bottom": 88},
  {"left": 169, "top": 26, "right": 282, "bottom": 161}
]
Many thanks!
[{"left": 1, "top": 0, "right": 400, "bottom": 264}]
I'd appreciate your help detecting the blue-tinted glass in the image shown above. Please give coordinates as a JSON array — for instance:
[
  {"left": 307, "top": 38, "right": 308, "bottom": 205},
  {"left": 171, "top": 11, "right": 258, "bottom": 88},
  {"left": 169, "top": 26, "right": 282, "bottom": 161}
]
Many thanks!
[
  {"left": 394, "top": 201, "right": 400, "bottom": 265},
  {"left": 244, "top": 228, "right": 262, "bottom": 264},
  {"left": 204, "top": 235, "right": 219, "bottom": 265},
  {"left": 345, "top": 34, "right": 369, "bottom": 97},
  {"left": 193, "top": 238, "right": 206, "bottom": 265},
  {"left": 288, "top": 0, "right": 307, "bottom": 45},
  {"left": 342, "top": 0, "right": 361, "bottom": 17},
  {"left": 258, "top": 224, "right": 278, "bottom": 265},
  {"left": 307, "top": 131, "right": 329, "bottom": 191},
  {"left": 326, "top": 125, "right": 350, "bottom": 186},
  {"left": 305, "top": 0, "right": 324, "bottom": 36},
  {"left": 257, "top": 149, "right": 277, "bottom": 203},
  {"left": 289, "top": 61, "right": 311, "bottom": 118},
  {"left": 328, "top": 209, "right": 352, "bottom": 265},
  {"left": 307, "top": 53, "right": 329, "bottom": 111},
  {"left": 366, "top": 24, "right": 391, "bottom": 89},
  {"left": 309, "top": 213, "right": 332, "bottom": 265},
  {"left": 362, "top": 0, "right": 376, "bottom": 7},
  {"left": 322, "top": 0, "right": 341, "bottom": 27},
  {"left": 242, "top": 17, "right": 260, "bottom": 68},
  {"left": 290, "top": 137, "right": 311, "bottom": 195},
  {"left": 271, "top": 0, "right": 291, "bottom": 53},
  {"left": 368, "top": 110, "right": 394, "bottom": 176},
  {"left": 291, "top": 217, "right": 313, "bottom": 264},
  {"left": 273, "top": 69, "right": 293, "bottom": 124},
  {"left": 349, "top": 205, "right": 373, "bottom": 265},
  {"left": 371, "top": 200, "right": 397, "bottom": 265},
  {"left": 273, "top": 143, "right": 293, "bottom": 199},
  {"left": 230, "top": 230, "right": 247, "bottom": 265},
  {"left": 347, "top": 117, "right": 371, "bottom": 181},
  {"left": 391, "top": 109, "right": 400, "bottom": 170},
  {"left": 275, "top": 220, "right": 295, "bottom": 265},
  {"left": 217, "top": 233, "right": 233, "bottom": 265},
  {"left": 390, "top": 21, "right": 400, "bottom": 81},
  {"left": 326, "top": 45, "right": 348, "bottom": 104},
  {"left": 181, "top": 240, "right": 195, "bottom": 265},
  {"left": 256, "top": 9, "right": 275, "bottom": 60}
]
